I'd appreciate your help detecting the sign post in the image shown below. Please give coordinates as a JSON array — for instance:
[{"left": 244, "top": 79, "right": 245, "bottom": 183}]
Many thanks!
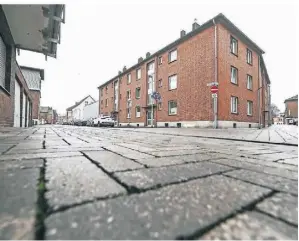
[{"left": 207, "top": 83, "right": 219, "bottom": 129}]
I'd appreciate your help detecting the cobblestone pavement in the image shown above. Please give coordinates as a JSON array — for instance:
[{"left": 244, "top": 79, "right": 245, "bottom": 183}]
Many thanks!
[
  {"left": 0, "top": 125, "right": 298, "bottom": 239},
  {"left": 116, "top": 124, "right": 298, "bottom": 145}
]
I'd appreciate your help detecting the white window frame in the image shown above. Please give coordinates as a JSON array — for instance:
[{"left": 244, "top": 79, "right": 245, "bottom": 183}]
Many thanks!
[
  {"left": 127, "top": 73, "right": 131, "bottom": 84},
  {"left": 105, "top": 99, "right": 108, "bottom": 107},
  {"left": 127, "top": 107, "right": 131, "bottom": 119},
  {"left": 127, "top": 90, "right": 131, "bottom": 100},
  {"left": 247, "top": 75, "right": 253, "bottom": 90},
  {"left": 247, "top": 101, "right": 253, "bottom": 116},
  {"left": 231, "top": 66, "right": 238, "bottom": 84},
  {"left": 158, "top": 56, "right": 163, "bottom": 65},
  {"left": 231, "top": 96, "right": 238, "bottom": 114},
  {"left": 168, "top": 49, "right": 177, "bottom": 62},
  {"left": 168, "top": 74, "right": 177, "bottom": 90},
  {"left": 158, "top": 102, "right": 162, "bottom": 110},
  {"left": 230, "top": 36, "right": 238, "bottom": 55},
  {"left": 168, "top": 100, "right": 177, "bottom": 115},
  {"left": 158, "top": 79, "right": 162, "bottom": 88},
  {"left": 136, "top": 106, "right": 141, "bottom": 118},
  {"left": 136, "top": 68, "right": 141, "bottom": 80},
  {"left": 247, "top": 49, "right": 252, "bottom": 65},
  {"left": 136, "top": 87, "right": 141, "bottom": 99}
]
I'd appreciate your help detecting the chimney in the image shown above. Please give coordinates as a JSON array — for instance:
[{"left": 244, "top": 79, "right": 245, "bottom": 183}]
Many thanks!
[
  {"left": 118, "top": 70, "right": 122, "bottom": 75},
  {"left": 123, "top": 66, "right": 127, "bottom": 72},
  {"left": 192, "top": 18, "right": 200, "bottom": 30},
  {"left": 138, "top": 57, "right": 143, "bottom": 63},
  {"left": 180, "top": 30, "right": 186, "bottom": 37},
  {"left": 146, "top": 52, "right": 151, "bottom": 58}
]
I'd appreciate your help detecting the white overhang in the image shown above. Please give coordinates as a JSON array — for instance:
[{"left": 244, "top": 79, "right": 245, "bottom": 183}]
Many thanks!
[{"left": 2, "top": 4, "right": 65, "bottom": 58}]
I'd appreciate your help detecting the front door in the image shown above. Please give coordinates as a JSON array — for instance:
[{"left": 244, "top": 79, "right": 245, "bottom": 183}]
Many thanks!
[{"left": 146, "top": 110, "right": 154, "bottom": 126}]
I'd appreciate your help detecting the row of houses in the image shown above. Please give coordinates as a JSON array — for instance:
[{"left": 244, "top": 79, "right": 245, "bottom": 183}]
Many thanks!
[
  {"left": 273, "top": 95, "right": 298, "bottom": 125},
  {"left": 95, "top": 13, "right": 271, "bottom": 128},
  {"left": 0, "top": 5, "right": 65, "bottom": 127}
]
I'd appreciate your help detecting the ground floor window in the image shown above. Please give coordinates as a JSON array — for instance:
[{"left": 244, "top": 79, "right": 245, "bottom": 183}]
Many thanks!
[
  {"left": 136, "top": 106, "right": 141, "bottom": 117},
  {"left": 168, "top": 100, "right": 177, "bottom": 115},
  {"left": 231, "top": 96, "right": 238, "bottom": 114},
  {"left": 247, "top": 100, "right": 253, "bottom": 116}
]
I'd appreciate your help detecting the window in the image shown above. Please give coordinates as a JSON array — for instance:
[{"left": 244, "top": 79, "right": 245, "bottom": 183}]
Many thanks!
[
  {"left": 231, "top": 96, "right": 238, "bottom": 114},
  {"left": 247, "top": 75, "right": 253, "bottom": 90},
  {"left": 168, "top": 49, "right": 177, "bottom": 62},
  {"left": 135, "top": 87, "right": 141, "bottom": 99},
  {"left": 101, "top": 88, "right": 103, "bottom": 96},
  {"left": 127, "top": 90, "right": 131, "bottom": 100},
  {"left": 168, "top": 100, "right": 177, "bottom": 115},
  {"left": 230, "top": 36, "right": 238, "bottom": 55},
  {"left": 136, "top": 68, "right": 141, "bottom": 80},
  {"left": 247, "top": 49, "right": 252, "bottom": 65},
  {"left": 158, "top": 79, "right": 162, "bottom": 88},
  {"left": 85, "top": 101, "right": 88, "bottom": 106},
  {"left": 136, "top": 106, "right": 141, "bottom": 118},
  {"left": 101, "top": 100, "right": 103, "bottom": 105},
  {"left": 120, "top": 94, "right": 122, "bottom": 99},
  {"left": 127, "top": 108, "right": 131, "bottom": 118},
  {"left": 158, "top": 102, "right": 162, "bottom": 110},
  {"left": 231, "top": 66, "right": 238, "bottom": 84},
  {"left": 247, "top": 101, "right": 253, "bottom": 116},
  {"left": 127, "top": 73, "right": 131, "bottom": 84},
  {"left": 168, "top": 74, "right": 177, "bottom": 90},
  {"left": 105, "top": 99, "right": 108, "bottom": 107},
  {"left": 112, "top": 82, "right": 114, "bottom": 88},
  {"left": 158, "top": 56, "right": 163, "bottom": 65},
  {"left": 105, "top": 85, "right": 108, "bottom": 94}
]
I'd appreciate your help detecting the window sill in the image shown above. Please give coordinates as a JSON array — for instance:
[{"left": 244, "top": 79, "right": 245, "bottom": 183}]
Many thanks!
[
  {"left": 136, "top": 79, "right": 141, "bottom": 81},
  {"left": 247, "top": 114, "right": 253, "bottom": 117},
  {"left": 247, "top": 62, "right": 253, "bottom": 66},
  {"left": 231, "top": 82, "right": 238, "bottom": 86},
  {"left": 231, "top": 112, "right": 239, "bottom": 115},
  {"left": 136, "top": 97, "right": 140, "bottom": 99},
  {"left": 168, "top": 59, "right": 177, "bottom": 64},
  {"left": 231, "top": 52, "right": 238, "bottom": 57},
  {"left": 0, "top": 85, "right": 11, "bottom": 96},
  {"left": 168, "top": 88, "right": 177, "bottom": 91},
  {"left": 247, "top": 88, "right": 253, "bottom": 91},
  {"left": 136, "top": 116, "right": 141, "bottom": 118},
  {"left": 168, "top": 113, "right": 177, "bottom": 116}
]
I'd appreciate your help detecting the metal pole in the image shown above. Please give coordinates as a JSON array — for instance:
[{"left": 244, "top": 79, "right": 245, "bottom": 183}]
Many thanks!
[
  {"left": 214, "top": 96, "right": 218, "bottom": 129},
  {"left": 151, "top": 75, "right": 154, "bottom": 127}
]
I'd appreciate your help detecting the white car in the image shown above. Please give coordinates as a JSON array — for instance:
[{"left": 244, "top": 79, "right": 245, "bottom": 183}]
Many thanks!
[{"left": 93, "top": 116, "right": 115, "bottom": 127}]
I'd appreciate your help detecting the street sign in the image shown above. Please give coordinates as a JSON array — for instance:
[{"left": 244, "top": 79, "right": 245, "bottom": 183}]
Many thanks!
[
  {"left": 211, "top": 85, "right": 218, "bottom": 94},
  {"left": 207, "top": 82, "right": 219, "bottom": 86},
  {"left": 151, "top": 91, "right": 161, "bottom": 101},
  {"left": 212, "top": 93, "right": 218, "bottom": 98}
]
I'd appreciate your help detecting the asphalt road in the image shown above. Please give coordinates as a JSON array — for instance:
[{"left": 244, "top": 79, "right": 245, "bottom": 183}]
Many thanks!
[{"left": 0, "top": 125, "right": 298, "bottom": 239}]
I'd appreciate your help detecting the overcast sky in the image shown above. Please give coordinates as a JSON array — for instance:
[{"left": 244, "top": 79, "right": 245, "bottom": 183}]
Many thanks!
[{"left": 17, "top": 0, "right": 298, "bottom": 115}]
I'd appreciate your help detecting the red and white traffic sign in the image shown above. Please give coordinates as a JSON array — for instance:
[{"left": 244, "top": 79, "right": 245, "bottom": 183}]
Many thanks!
[{"left": 210, "top": 85, "right": 218, "bottom": 94}]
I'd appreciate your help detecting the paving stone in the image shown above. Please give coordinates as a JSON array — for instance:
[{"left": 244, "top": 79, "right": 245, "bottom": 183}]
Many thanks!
[
  {"left": 45, "top": 156, "right": 126, "bottom": 209},
  {"left": 137, "top": 154, "right": 214, "bottom": 167},
  {"left": 225, "top": 169, "right": 298, "bottom": 195},
  {"left": 254, "top": 152, "right": 298, "bottom": 161},
  {"left": 115, "top": 161, "right": 234, "bottom": 189},
  {"left": 211, "top": 159, "right": 298, "bottom": 180},
  {"left": 0, "top": 151, "right": 82, "bottom": 161},
  {"left": 256, "top": 193, "right": 298, "bottom": 225},
  {"left": 149, "top": 149, "right": 209, "bottom": 157},
  {"left": 102, "top": 145, "right": 154, "bottom": 159},
  {"left": 201, "top": 211, "right": 297, "bottom": 240},
  {"left": 45, "top": 175, "right": 271, "bottom": 239},
  {"left": 0, "top": 168, "right": 39, "bottom": 239},
  {"left": 83, "top": 151, "right": 144, "bottom": 172},
  {"left": 278, "top": 158, "right": 298, "bottom": 166},
  {"left": 0, "top": 159, "right": 43, "bottom": 170}
]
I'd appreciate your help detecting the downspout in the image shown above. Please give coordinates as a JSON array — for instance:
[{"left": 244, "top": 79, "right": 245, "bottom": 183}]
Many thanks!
[
  {"left": 212, "top": 19, "right": 218, "bottom": 129},
  {"left": 155, "top": 55, "right": 159, "bottom": 127},
  {"left": 257, "top": 56, "right": 261, "bottom": 129}
]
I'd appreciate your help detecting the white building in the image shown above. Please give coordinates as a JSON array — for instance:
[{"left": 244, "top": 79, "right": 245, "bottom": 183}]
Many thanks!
[
  {"left": 83, "top": 100, "right": 99, "bottom": 121},
  {"left": 66, "top": 95, "right": 95, "bottom": 122}
]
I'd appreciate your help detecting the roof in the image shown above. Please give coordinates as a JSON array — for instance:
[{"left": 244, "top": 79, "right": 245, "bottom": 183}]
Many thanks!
[
  {"left": 284, "top": 95, "right": 298, "bottom": 102},
  {"left": 66, "top": 95, "right": 95, "bottom": 111},
  {"left": 20, "top": 66, "right": 45, "bottom": 80},
  {"left": 98, "top": 13, "right": 265, "bottom": 89}
]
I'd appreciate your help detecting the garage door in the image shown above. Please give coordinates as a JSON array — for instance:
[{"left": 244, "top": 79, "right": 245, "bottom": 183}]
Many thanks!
[
  {"left": 14, "top": 80, "right": 21, "bottom": 127},
  {"left": 0, "top": 36, "right": 6, "bottom": 88}
]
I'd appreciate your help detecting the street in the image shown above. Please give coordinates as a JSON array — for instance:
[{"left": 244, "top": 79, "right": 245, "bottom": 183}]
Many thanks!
[{"left": 0, "top": 125, "right": 298, "bottom": 239}]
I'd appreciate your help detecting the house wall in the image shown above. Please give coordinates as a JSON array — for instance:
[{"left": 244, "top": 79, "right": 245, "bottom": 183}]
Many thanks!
[{"left": 72, "top": 96, "right": 94, "bottom": 120}]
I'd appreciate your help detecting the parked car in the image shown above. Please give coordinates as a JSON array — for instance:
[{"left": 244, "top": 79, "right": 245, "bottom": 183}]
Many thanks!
[
  {"left": 86, "top": 118, "right": 94, "bottom": 127},
  {"left": 74, "top": 120, "right": 82, "bottom": 126},
  {"left": 93, "top": 116, "right": 115, "bottom": 127}
]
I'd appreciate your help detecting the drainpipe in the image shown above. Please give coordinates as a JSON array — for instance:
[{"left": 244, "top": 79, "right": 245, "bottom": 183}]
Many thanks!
[{"left": 212, "top": 19, "right": 218, "bottom": 129}]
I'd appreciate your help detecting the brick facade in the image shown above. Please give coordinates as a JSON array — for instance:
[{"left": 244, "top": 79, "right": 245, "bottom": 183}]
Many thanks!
[
  {"left": 98, "top": 14, "right": 270, "bottom": 128},
  {"left": 30, "top": 90, "right": 41, "bottom": 119}
]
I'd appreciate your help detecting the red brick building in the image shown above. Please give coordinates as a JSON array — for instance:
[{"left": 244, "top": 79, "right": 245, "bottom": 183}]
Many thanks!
[
  {"left": 284, "top": 95, "right": 298, "bottom": 125},
  {"left": 98, "top": 13, "right": 271, "bottom": 128}
]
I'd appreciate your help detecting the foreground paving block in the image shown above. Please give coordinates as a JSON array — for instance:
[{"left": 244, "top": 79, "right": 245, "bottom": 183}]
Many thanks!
[
  {"left": 0, "top": 151, "right": 82, "bottom": 161},
  {"left": 0, "top": 159, "right": 43, "bottom": 170},
  {"left": 0, "top": 168, "right": 39, "bottom": 239},
  {"left": 115, "top": 161, "right": 234, "bottom": 189},
  {"left": 102, "top": 145, "right": 154, "bottom": 159},
  {"left": 201, "top": 211, "right": 297, "bottom": 240},
  {"left": 83, "top": 151, "right": 144, "bottom": 172},
  {"left": 278, "top": 158, "right": 298, "bottom": 166},
  {"left": 254, "top": 152, "right": 298, "bottom": 162},
  {"left": 137, "top": 154, "right": 213, "bottom": 167},
  {"left": 256, "top": 192, "right": 298, "bottom": 225},
  {"left": 45, "top": 175, "right": 270, "bottom": 239},
  {"left": 45, "top": 156, "right": 126, "bottom": 210},
  {"left": 225, "top": 169, "right": 298, "bottom": 195},
  {"left": 211, "top": 159, "right": 298, "bottom": 180},
  {"left": 150, "top": 149, "right": 209, "bottom": 157}
]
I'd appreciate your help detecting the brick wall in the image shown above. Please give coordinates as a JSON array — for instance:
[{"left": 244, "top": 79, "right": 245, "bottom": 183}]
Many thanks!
[
  {"left": 285, "top": 101, "right": 298, "bottom": 118},
  {"left": 30, "top": 90, "right": 41, "bottom": 119}
]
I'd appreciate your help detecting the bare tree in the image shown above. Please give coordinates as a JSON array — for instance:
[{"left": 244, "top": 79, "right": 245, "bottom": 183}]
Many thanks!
[{"left": 270, "top": 103, "right": 280, "bottom": 117}]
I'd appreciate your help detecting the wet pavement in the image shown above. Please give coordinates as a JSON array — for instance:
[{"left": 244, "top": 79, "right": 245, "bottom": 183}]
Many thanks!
[{"left": 0, "top": 125, "right": 298, "bottom": 239}]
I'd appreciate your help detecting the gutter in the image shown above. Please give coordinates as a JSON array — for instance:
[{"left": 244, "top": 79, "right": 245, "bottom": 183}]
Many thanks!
[
  {"left": 258, "top": 56, "right": 261, "bottom": 129},
  {"left": 212, "top": 18, "right": 218, "bottom": 129}
]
